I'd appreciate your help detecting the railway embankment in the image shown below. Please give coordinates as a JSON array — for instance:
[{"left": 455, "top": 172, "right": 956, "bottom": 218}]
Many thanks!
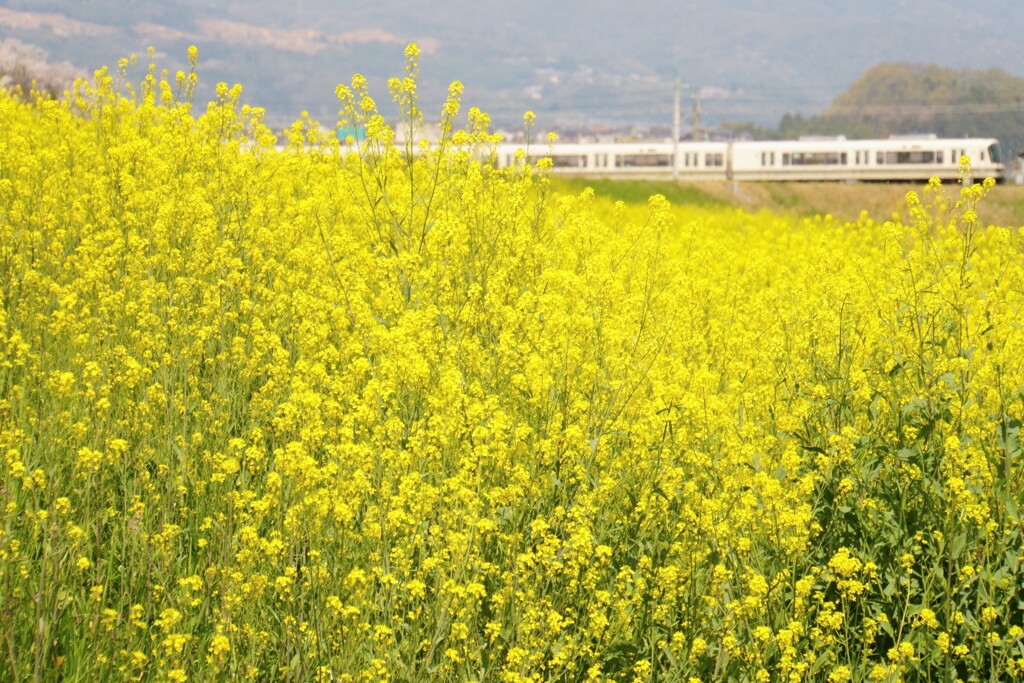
[{"left": 554, "top": 177, "right": 1024, "bottom": 226}]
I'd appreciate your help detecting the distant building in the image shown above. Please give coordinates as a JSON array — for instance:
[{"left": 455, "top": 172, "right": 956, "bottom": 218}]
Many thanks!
[
  {"left": 391, "top": 122, "right": 443, "bottom": 145},
  {"left": 1013, "top": 153, "right": 1024, "bottom": 185},
  {"left": 337, "top": 125, "right": 366, "bottom": 142}
]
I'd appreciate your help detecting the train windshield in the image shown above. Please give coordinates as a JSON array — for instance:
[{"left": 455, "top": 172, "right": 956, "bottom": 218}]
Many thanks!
[{"left": 988, "top": 143, "right": 1002, "bottom": 164}]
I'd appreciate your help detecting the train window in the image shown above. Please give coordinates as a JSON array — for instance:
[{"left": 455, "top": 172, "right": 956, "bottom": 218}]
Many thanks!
[
  {"left": 980, "top": 150, "right": 986, "bottom": 161},
  {"left": 761, "top": 152, "right": 766, "bottom": 166},
  {"left": 705, "top": 153, "right": 724, "bottom": 167},
  {"left": 841, "top": 153, "right": 847, "bottom": 165},
  {"left": 770, "top": 152, "right": 775, "bottom": 165},
  {"left": 881, "top": 151, "right": 936, "bottom": 164},
  {"left": 936, "top": 152, "right": 943, "bottom": 164},
  {"left": 550, "top": 155, "right": 587, "bottom": 168},
  {"left": 790, "top": 152, "right": 843, "bottom": 165},
  {"left": 988, "top": 144, "right": 1001, "bottom": 163},
  {"left": 783, "top": 153, "right": 790, "bottom": 165},
  {"left": 615, "top": 154, "right": 673, "bottom": 167},
  {"left": 877, "top": 152, "right": 885, "bottom": 164}
]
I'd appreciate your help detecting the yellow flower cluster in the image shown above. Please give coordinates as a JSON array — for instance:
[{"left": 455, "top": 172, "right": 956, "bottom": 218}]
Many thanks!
[{"left": 1, "top": 45, "right": 1023, "bottom": 681}]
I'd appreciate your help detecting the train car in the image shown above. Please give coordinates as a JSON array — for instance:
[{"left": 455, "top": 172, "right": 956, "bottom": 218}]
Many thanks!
[
  {"left": 496, "top": 141, "right": 724, "bottom": 180},
  {"left": 730, "top": 135, "right": 1002, "bottom": 182},
  {"left": 494, "top": 136, "right": 1004, "bottom": 183}
]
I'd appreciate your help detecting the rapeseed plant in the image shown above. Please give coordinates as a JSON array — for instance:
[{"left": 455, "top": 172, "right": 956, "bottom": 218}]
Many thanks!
[{"left": 0, "top": 45, "right": 1022, "bottom": 682}]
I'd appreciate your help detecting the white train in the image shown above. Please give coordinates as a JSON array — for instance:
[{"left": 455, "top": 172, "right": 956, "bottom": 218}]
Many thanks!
[{"left": 494, "top": 135, "right": 1004, "bottom": 182}]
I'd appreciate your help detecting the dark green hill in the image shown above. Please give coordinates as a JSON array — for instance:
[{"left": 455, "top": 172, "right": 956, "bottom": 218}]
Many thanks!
[{"left": 778, "top": 63, "right": 1024, "bottom": 156}]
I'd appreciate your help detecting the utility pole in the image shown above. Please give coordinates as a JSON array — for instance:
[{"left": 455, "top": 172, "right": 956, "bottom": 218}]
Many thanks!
[
  {"left": 672, "top": 80, "right": 682, "bottom": 180},
  {"left": 692, "top": 96, "right": 701, "bottom": 142}
]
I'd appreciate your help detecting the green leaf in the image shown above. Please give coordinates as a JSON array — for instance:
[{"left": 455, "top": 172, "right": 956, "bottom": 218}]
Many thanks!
[
  {"left": 661, "top": 642, "right": 679, "bottom": 668},
  {"left": 897, "top": 447, "right": 918, "bottom": 462},
  {"left": 916, "top": 421, "right": 934, "bottom": 442},
  {"left": 946, "top": 532, "right": 962, "bottom": 561},
  {"left": 1008, "top": 499, "right": 1020, "bottom": 524}
]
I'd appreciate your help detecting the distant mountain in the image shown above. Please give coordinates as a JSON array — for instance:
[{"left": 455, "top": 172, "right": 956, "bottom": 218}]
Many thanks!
[
  {"left": 2, "top": 0, "right": 1024, "bottom": 135},
  {"left": 771, "top": 64, "right": 1024, "bottom": 156}
]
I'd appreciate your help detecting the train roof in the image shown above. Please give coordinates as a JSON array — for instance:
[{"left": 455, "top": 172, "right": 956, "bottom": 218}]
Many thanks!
[
  {"left": 733, "top": 137, "right": 999, "bottom": 151},
  {"left": 496, "top": 141, "right": 714, "bottom": 153},
  {"left": 497, "top": 137, "right": 1000, "bottom": 153}
]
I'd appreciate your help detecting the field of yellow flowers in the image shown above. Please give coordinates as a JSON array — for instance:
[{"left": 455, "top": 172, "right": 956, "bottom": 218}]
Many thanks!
[{"left": 2, "top": 46, "right": 1024, "bottom": 682}]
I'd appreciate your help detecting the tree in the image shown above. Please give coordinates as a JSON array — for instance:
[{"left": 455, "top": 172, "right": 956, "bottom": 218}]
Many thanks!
[{"left": 0, "top": 39, "right": 84, "bottom": 99}]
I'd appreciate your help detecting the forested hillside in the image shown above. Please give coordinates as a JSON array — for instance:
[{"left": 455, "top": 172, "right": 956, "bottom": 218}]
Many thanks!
[{"left": 777, "top": 63, "right": 1024, "bottom": 156}]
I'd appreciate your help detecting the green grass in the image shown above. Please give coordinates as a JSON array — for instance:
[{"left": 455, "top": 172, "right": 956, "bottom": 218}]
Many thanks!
[{"left": 550, "top": 177, "right": 726, "bottom": 207}]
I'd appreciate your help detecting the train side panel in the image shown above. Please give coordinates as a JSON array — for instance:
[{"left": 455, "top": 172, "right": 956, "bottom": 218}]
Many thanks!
[{"left": 493, "top": 137, "right": 1004, "bottom": 182}]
